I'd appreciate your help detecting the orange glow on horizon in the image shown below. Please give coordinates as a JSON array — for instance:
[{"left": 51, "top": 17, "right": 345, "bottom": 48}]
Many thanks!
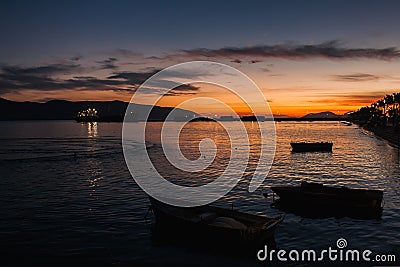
[
  {"left": 1, "top": 89, "right": 383, "bottom": 118},
  {"left": 1, "top": 80, "right": 392, "bottom": 118},
  {"left": 2, "top": 49, "right": 400, "bottom": 118}
]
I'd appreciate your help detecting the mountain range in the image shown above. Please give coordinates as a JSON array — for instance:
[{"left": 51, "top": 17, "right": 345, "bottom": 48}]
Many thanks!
[
  {"left": 0, "top": 98, "right": 345, "bottom": 121},
  {"left": 0, "top": 98, "right": 198, "bottom": 121},
  {"left": 301, "top": 111, "right": 341, "bottom": 119}
]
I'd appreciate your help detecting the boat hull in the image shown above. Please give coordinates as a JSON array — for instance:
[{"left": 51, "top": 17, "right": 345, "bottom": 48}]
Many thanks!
[
  {"left": 148, "top": 197, "right": 282, "bottom": 250},
  {"left": 267, "top": 183, "right": 383, "bottom": 219},
  {"left": 290, "top": 142, "right": 333, "bottom": 152}
]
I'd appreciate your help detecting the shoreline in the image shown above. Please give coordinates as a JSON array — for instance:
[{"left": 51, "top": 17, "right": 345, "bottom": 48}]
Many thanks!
[{"left": 361, "top": 124, "right": 400, "bottom": 148}]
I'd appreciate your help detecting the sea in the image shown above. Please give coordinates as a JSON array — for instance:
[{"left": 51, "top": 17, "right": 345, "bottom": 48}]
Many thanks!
[{"left": 0, "top": 121, "right": 399, "bottom": 266}]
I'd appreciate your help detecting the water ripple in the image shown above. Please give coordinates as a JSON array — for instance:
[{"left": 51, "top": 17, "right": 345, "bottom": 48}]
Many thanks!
[{"left": 0, "top": 121, "right": 399, "bottom": 265}]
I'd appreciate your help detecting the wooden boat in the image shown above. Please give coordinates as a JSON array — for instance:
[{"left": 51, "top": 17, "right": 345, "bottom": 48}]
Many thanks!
[
  {"left": 264, "top": 182, "right": 383, "bottom": 219},
  {"left": 290, "top": 142, "right": 333, "bottom": 152},
  {"left": 148, "top": 196, "right": 282, "bottom": 249}
]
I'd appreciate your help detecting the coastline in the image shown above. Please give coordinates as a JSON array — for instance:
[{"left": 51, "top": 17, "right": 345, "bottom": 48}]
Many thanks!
[{"left": 361, "top": 124, "right": 400, "bottom": 148}]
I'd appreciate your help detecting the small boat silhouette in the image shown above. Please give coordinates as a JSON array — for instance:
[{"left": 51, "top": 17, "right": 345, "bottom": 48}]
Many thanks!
[
  {"left": 290, "top": 142, "right": 333, "bottom": 152},
  {"left": 148, "top": 196, "right": 282, "bottom": 250},
  {"left": 264, "top": 182, "right": 383, "bottom": 219}
]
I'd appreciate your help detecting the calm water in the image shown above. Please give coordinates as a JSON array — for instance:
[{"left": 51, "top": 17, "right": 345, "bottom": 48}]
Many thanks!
[{"left": 0, "top": 121, "right": 399, "bottom": 266}]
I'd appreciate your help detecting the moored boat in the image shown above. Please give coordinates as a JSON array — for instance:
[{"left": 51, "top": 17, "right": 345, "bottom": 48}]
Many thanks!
[
  {"left": 148, "top": 196, "right": 283, "bottom": 249},
  {"left": 264, "top": 182, "right": 383, "bottom": 219},
  {"left": 290, "top": 142, "right": 333, "bottom": 152}
]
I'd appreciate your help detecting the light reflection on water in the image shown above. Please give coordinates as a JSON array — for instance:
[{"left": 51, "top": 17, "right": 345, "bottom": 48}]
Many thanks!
[
  {"left": 0, "top": 121, "right": 399, "bottom": 266},
  {"left": 86, "top": 122, "right": 98, "bottom": 138}
]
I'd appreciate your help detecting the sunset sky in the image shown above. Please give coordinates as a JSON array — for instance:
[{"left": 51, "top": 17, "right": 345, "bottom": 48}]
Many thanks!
[{"left": 1, "top": 0, "right": 400, "bottom": 116}]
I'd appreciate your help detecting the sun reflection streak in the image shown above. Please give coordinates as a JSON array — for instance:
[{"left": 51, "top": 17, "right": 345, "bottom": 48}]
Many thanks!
[{"left": 87, "top": 122, "right": 98, "bottom": 138}]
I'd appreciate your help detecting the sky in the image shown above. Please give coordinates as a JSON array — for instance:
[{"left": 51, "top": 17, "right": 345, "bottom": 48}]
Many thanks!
[{"left": 1, "top": 0, "right": 400, "bottom": 116}]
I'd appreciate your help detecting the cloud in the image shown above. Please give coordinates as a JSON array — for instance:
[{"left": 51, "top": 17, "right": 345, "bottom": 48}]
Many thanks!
[
  {"left": 70, "top": 55, "right": 83, "bottom": 61},
  {"left": 0, "top": 65, "right": 199, "bottom": 96},
  {"left": 96, "top": 57, "right": 118, "bottom": 70},
  {"left": 331, "top": 73, "right": 382, "bottom": 82},
  {"left": 231, "top": 59, "right": 262, "bottom": 64},
  {"left": 180, "top": 41, "right": 400, "bottom": 60},
  {"left": 110, "top": 49, "right": 142, "bottom": 58},
  {"left": 0, "top": 74, "right": 129, "bottom": 93},
  {"left": 1, "top": 63, "right": 82, "bottom": 76},
  {"left": 163, "top": 84, "right": 200, "bottom": 96},
  {"left": 65, "top": 76, "right": 131, "bottom": 91},
  {"left": 108, "top": 69, "right": 161, "bottom": 84},
  {"left": 0, "top": 63, "right": 84, "bottom": 93},
  {"left": 262, "top": 86, "right": 319, "bottom": 93},
  {"left": 108, "top": 71, "right": 199, "bottom": 95},
  {"left": 328, "top": 91, "right": 388, "bottom": 100},
  {"left": 307, "top": 91, "right": 389, "bottom": 106},
  {"left": 260, "top": 67, "right": 271, "bottom": 72},
  {"left": 0, "top": 64, "right": 135, "bottom": 93},
  {"left": 109, "top": 67, "right": 213, "bottom": 82},
  {"left": 144, "top": 79, "right": 199, "bottom": 96}
]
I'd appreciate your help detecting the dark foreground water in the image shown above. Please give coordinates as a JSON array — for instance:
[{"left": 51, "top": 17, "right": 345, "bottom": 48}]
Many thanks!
[{"left": 0, "top": 121, "right": 399, "bottom": 266}]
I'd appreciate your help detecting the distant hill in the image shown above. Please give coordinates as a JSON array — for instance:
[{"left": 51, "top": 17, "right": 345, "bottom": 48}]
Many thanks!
[
  {"left": 0, "top": 98, "right": 198, "bottom": 121},
  {"left": 273, "top": 114, "right": 291, "bottom": 118},
  {"left": 301, "top": 111, "right": 340, "bottom": 119}
]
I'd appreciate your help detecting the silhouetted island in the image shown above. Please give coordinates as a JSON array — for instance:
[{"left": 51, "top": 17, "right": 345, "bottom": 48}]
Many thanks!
[{"left": 189, "top": 117, "right": 217, "bottom": 122}]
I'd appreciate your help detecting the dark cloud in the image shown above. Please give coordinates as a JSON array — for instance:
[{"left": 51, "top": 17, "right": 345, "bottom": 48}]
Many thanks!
[
  {"left": 0, "top": 72, "right": 129, "bottom": 93},
  {"left": 231, "top": 59, "right": 242, "bottom": 63},
  {"left": 109, "top": 71, "right": 199, "bottom": 95},
  {"left": 0, "top": 63, "right": 84, "bottom": 92},
  {"left": 111, "top": 49, "right": 142, "bottom": 58},
  {"left": 160, "top": 84, "right": 200, "bottom": 96},
  {"left": 0, "top": 73, "right": 58, "bottom": 91},
  {"left": 70, "top": 55, "right": 83, "bottom": 61},
  {"left": 0, "top": 65, "right": 198, "bottom": 96},
  {"left": 331, "top": 73, "right": 382, "bottom": 82},
  {"left": 0, "top": 64, "right": 141, "bottom": 93},
  {"left": 65, "top": 76, "right": 131, "bottom": 91},
  {"left": 170, "top": 84, "right": 199, "bottom": 92},
  {"left": 181, "top": 41, "right": 400, "bottom": 60},
  {"left": 162, "top": 69, "right": 213, "bottom": 79},
  {"left": 108, "top": 68, "right": 210, "bottom": 82},
  {"left": 250, "top": 60, "right": 262, "bottom": 63},
  {"left": 150, "top": 80, "right": 199, "bottom": 96},
  {"left": 1, "top": 63, "right": 82, "bottom": 76},
  {"left": 96, "top": 57, "right": 118, "bottom": 70},
  {"left": 108, "top": 69, "right": 161, "bottom": 84}
]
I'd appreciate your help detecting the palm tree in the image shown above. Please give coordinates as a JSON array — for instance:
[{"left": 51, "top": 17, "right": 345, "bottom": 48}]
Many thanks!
[
  {"left": 394, "top": 92, "right": 400, "bottom": 128},
  {"left": 384, "top": 94, "right": 394, "bottom": 125},
  {"left": 376, "top": 99, "right": 386, "bottom": 126},
  {"left": 349, "top": 92, "right": 400, "bottom": 128}
]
